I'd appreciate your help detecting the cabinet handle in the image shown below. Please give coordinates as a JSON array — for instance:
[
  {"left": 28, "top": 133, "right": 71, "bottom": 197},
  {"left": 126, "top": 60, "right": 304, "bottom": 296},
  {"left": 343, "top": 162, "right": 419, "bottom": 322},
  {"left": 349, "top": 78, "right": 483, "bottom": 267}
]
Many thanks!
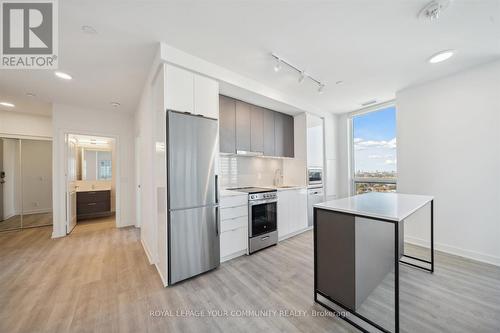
[
  {"left": 221, "top": 204, "right": 246, "bottom": 209},
  {"left": 222, "top": 215, "right": 246, "bottom": 221},
  {"left": 88, "top": 203, "right": 96, "bottom": 206}
]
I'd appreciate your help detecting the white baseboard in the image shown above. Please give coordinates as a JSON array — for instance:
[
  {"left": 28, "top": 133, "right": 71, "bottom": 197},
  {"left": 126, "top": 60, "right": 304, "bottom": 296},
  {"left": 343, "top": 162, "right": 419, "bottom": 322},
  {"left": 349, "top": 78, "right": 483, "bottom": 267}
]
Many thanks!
[
  {"left": 1, "top": 212, "right": 16, "bottom": 220},
  {"left": 406, "top": 236, "right": 500, "bottom": 267},
  {"left": 22, "top": 208, "right": 52, "bottom": 215},
  {"left": 221, "top": 249, "right": 247, "bottom": 263},
  {"left": 279, "top": 226, "right": 312, "bottom": 242},
  {"left": 141, "top": 238, "right": 168, "bottom": 287},
  {"left": 140, "top": 238, "right": 155, "bottom": 265},
  {"left": 154, "top": 262, "right": 168, "bottom": 287}
]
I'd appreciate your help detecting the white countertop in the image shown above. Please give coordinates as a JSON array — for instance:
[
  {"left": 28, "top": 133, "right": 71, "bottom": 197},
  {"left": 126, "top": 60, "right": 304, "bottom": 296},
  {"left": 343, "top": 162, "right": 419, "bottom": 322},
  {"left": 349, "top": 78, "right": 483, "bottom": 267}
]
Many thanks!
[
  {"left": 220, "top": 189, "right": 247, "bottom": 197},
  {"left": 273, "top": 185, "right": 305, "bottom": 191},
  {"left": 314, "top": 192, "right": 433, "bottom": 222}
]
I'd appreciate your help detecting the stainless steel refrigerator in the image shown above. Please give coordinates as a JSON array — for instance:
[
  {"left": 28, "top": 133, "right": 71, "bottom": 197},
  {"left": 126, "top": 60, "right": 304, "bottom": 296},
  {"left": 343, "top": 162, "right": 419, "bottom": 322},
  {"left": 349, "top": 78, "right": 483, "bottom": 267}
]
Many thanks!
[{"left": 167, "top": 110, "right": 220, "bottom": 285}]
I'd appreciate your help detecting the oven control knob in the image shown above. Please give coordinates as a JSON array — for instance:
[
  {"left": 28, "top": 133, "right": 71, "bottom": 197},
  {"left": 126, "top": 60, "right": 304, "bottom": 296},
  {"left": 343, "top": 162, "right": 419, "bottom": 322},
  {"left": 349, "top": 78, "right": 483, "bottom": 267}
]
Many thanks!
[{"left": 250, "top": 194, "right": 256, "bottom": 199}]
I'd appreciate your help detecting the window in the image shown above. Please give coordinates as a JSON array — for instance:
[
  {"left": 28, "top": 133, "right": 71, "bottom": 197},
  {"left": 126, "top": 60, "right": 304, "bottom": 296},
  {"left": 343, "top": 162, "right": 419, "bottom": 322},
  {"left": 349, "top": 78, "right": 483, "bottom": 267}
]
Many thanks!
[
  {"left": 351, "top": 105, "right": 397, "bottom": 194},
  {"left": 97, "top": 151, "right": 112, "bottom": 180}
]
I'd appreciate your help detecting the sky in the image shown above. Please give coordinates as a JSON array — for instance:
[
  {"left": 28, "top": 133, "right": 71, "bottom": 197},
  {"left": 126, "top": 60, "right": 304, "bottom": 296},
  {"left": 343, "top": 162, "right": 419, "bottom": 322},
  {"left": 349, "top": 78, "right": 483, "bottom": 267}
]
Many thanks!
[{"left": 353, "top": 106, "right": 397, "bottom": 173}]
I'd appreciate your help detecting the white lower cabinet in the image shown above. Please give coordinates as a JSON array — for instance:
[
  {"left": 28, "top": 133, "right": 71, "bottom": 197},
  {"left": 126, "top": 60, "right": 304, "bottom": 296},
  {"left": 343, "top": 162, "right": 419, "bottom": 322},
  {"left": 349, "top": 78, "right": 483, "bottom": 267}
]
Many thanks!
[
  {"left": 220, "top": 194, "right": 248, "bottom": 262},
  {"left": 220, "top": 226, "right": 247, "bottom": 260},
  {"left": 277, "top": 188, "right": 308, "bottom": 240}
]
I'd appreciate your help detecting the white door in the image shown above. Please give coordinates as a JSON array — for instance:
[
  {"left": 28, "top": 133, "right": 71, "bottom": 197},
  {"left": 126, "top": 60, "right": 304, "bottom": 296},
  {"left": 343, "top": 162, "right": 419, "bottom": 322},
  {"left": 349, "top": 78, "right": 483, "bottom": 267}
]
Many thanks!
[{"left": 66, "top": 135, "right": 77, "bottom": 234}]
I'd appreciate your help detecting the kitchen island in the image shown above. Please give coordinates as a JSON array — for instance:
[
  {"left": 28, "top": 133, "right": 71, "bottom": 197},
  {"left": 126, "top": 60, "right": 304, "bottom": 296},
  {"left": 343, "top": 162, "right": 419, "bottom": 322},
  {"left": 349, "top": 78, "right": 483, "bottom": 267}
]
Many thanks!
[{"left": 313, "top": 192, "right": 434, "bottom": 333}]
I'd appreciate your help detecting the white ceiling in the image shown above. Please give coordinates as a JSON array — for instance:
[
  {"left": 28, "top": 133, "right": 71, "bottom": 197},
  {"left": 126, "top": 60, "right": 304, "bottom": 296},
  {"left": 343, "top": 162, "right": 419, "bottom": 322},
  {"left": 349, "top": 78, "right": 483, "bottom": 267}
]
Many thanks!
[{"left": 1, "top": 0, "right": 499, "bottom": 117}]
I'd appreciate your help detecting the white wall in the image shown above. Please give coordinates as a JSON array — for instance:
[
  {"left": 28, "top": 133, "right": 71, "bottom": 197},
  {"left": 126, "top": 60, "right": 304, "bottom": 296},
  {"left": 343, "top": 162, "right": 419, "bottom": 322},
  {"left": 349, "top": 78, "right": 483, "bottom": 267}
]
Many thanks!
[
  {"left": 52, "top": 104, "right": 135, "bottom": 237},
  {"left": 323, "top": 113, "right": 339, "bottom": 200},
  {"left": 134, "top": 48, "right": 163, "bottom": 267},
  {"left": 396, "top": 61, "right": 500, "bottom": 266},
  {"left": 335, "top": 113, "right": 351, "bottom": 199},
  {"left": 0, "top": 111, "right": 52, "bottom": 138}
]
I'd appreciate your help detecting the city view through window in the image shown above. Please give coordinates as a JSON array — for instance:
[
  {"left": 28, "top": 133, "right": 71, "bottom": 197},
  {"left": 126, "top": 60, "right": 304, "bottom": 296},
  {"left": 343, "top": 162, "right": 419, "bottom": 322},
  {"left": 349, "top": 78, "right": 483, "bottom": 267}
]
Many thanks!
[{"left": 352, "top": 106, "right": 397, "bottom": 194}]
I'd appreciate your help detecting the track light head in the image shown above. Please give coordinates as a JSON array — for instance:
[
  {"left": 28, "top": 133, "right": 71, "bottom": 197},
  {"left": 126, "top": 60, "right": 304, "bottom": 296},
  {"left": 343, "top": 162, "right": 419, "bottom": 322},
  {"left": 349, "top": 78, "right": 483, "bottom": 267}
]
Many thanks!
[
  {"left": 273, "top": 58, "right": 282, "bottom": 72},
  {"left": 298, "top": 71, "right": 306, "bottom": 83},
  {"left": 318, "top": 83, "right": 325, "bottom": 94}
]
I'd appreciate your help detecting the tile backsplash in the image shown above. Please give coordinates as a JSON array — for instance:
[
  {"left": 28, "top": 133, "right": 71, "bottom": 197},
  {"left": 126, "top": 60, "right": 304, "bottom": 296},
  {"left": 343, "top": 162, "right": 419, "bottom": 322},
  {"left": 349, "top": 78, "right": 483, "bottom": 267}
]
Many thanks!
[{"left": 219, "top": 155, "right": 283, "bottom": 188}]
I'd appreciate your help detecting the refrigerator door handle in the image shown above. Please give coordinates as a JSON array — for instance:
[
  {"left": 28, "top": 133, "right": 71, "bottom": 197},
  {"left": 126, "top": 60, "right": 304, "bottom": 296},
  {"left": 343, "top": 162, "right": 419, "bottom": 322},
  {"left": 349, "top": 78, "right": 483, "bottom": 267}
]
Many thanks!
[
  {"left": 215, "top": 174, "right": 219, "bottom": 204},
  {"left": 215, "top": 206, "right": 219, "bottom": 236}
]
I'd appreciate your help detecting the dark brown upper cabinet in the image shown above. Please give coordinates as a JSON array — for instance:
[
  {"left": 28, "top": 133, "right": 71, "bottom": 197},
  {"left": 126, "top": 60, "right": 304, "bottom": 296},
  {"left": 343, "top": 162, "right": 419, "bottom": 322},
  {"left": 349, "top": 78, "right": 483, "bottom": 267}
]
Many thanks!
[
  {"left": 219, "top": 95, "right": 294, "bottom": 158},
  {"left": 283, "top": 113, "right": 294, "bottom": 158},
  {"left": 274, "top": 112, "right": 295, "bottom": 158},
  {"left": 250, "top": 105, "right": 264, "bottom": 154},
  {"left": 262, "top": 108, "right": 275, "bottom": 156},
  {"left": 235, "top": 101, "right": 251, "bottom": 153},
  {"left": 219, "top": 95, "right": 236, "bottom": 154}
]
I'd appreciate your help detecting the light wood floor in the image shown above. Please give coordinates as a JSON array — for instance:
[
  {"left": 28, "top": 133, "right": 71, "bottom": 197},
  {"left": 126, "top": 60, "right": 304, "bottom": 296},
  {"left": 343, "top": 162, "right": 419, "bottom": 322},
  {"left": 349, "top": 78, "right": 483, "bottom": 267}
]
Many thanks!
[
  {"left": 0, "top": 219, "right": 499, "bottom": 333},
  {"left": 0, "top": 212, "right": 53, "bottom": 232}
]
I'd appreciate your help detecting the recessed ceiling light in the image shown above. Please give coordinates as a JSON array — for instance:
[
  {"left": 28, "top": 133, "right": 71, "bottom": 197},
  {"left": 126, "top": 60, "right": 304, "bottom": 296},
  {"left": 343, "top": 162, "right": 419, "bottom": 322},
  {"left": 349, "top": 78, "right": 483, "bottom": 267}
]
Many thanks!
[
  {"left": 55, "top": 71, "right": 73, "bottom": 80},
  {"left": 0, "top": 102, "right": 15, "bottom": 108},
  {"left": 429, "top": 50, "right": 455, "bottom": 64},
  {"left": 81, "top": 25, "right": 97, "bottom": 34},
  {"left": 335, "top": 80, "right": 344, "bottom": 85},
  {"left": 26, "top": 92, "right": 36, "bottom": 97},
  {"left": 110, "top": 102, "right": 121, "bottom": 108}
]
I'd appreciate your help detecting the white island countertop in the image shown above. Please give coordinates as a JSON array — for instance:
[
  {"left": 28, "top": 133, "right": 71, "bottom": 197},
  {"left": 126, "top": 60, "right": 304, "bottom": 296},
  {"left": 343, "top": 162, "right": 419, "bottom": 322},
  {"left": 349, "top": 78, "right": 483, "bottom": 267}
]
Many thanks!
[{"left": 314, "top": 192, "right": 433, "bottom": 222}]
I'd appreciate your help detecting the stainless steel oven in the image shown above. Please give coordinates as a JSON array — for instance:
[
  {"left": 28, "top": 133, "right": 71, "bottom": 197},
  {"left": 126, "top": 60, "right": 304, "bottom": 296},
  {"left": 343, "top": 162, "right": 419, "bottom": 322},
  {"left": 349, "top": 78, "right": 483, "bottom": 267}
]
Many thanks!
[
  {"left": 248, "top": 191, "right": 277, "bottom": 253},
  {"left": 308, "top": 168, "right": 323, "bottom": 186}
]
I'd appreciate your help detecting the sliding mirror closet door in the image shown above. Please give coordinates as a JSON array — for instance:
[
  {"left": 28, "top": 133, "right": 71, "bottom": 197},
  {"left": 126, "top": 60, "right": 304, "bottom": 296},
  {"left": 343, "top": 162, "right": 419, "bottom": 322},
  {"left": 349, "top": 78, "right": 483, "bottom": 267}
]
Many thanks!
[
  {"left": 20, "top": 139, "right": 53, "bottom": 228},
  {"left": 0, "top": 138, "right": 22, "bottom": 232}
]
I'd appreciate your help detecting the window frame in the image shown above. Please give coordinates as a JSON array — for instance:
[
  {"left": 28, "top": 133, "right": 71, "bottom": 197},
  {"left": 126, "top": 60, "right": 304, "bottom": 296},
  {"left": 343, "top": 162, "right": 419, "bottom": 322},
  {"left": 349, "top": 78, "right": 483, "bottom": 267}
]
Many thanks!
[{"left": 347, "top": 100, "right": 397, "bottom": 196}]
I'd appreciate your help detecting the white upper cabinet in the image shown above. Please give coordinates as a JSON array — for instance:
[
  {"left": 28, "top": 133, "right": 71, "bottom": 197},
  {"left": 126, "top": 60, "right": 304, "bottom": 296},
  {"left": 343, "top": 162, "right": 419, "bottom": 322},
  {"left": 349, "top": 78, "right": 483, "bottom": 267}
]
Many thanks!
[
  {"left": 307, "top": 114, "right": 324, "bottom": 168},
  {"left": 165, "top": 64, "right": 219, "bottom": 119},
  {"left": 194, "top": 75, "right": 219, "bottom": 119},
  {"left": 165, "top": 65, "right": 194, "bottom": 113}
]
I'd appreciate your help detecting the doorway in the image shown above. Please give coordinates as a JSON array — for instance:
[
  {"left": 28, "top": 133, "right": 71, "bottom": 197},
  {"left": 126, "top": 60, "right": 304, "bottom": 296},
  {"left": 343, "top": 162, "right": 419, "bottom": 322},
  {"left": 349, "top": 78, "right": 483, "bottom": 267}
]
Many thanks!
[
  {"left": 0, "top": 137, "right": 53, "bottom": 232},
  {"left": 66, "top": 134, "right": 117, "bottom": 234}
]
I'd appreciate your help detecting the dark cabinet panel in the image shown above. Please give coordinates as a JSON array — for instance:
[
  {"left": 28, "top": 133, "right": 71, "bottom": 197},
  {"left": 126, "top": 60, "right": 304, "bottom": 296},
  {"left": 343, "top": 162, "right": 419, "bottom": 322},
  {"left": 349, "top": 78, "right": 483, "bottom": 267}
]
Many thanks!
[
  {"left": 274, "top": 112, "right": 294, "bottom": 158},
  {"left": 274, "top": 112, "right": 284, "bottom": 157},
  {"left": 235, "top": 101, "right": 251, "bottom": 152},
  {"left": 219, "top": 95, "right": 236, "bottom": 154},
  {"left": 218, "top": 95, "right": 294, "bottom": 158},
  {"left": 250, "top": 106, "right": 264, "bottom": 153},
  {"left": 263, "top": 108, "right": 275, "bottom": 156},
  {"left": 76, "top": 190, "right": 112, "bottom": 220},
  {"left": 283, "top": 114, "right": 294, "bottom": 158}
]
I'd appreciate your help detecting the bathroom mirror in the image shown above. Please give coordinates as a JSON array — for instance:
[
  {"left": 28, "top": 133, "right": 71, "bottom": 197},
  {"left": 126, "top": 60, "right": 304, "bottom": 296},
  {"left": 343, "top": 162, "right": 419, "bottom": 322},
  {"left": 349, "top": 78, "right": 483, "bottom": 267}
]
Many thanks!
[{"left": 81, "top": 149, "right": 112, "bottom": 181}]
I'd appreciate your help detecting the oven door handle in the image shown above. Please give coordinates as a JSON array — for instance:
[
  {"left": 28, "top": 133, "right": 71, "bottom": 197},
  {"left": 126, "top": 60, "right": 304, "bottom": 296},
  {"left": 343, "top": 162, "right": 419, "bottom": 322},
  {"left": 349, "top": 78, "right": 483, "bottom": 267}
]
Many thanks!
[{"left": 249, "top": 199, "right": 277, "bottom": 206}]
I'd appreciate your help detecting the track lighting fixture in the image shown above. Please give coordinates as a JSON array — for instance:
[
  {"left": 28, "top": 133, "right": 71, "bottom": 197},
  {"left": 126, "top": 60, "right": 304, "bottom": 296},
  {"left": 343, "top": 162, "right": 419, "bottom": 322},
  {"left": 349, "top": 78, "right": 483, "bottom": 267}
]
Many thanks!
[{"left": 271, "top": 53, "right": 331, "bottom": 94}]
